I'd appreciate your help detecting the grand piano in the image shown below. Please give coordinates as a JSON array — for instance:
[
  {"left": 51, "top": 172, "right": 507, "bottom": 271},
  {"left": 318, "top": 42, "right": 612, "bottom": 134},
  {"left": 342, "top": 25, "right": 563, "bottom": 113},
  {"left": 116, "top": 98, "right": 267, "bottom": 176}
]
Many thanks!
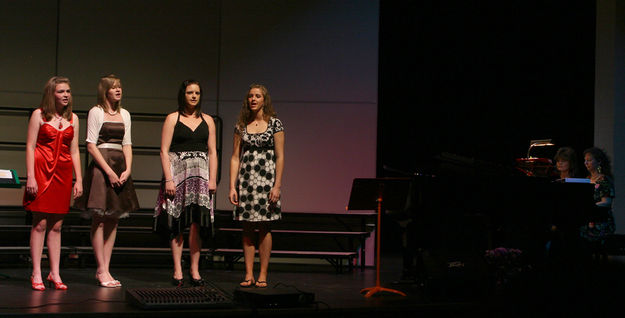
[{"left": 389, "top": 152, "right": 597, "bottom": 280}]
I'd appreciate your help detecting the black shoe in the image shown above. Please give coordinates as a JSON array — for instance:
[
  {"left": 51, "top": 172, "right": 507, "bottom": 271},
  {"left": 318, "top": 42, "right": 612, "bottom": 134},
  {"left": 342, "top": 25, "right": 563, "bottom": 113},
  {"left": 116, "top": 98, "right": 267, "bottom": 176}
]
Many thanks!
[
  {"left": 239, "top": 279, "right": 255, "bottom": 288},
  {"left": 190, "top": 277, "right": 205, "bottom": 287},
  {"left": 172, "top": 277, "right": 184, "bottom": 287}
]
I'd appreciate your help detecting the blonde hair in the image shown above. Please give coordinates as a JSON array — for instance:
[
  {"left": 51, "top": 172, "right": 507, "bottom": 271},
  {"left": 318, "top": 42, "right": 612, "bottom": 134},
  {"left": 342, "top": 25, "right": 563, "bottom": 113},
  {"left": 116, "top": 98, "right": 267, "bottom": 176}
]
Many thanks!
[
  {"left": 236, "top": 84, "right": 276, "bottom": 130},
  {"left": 40, "top": 76, "right": 72, "bottom": 121},
  {"left": 97, "top": 74, "right": 122, "bottom": 112}
]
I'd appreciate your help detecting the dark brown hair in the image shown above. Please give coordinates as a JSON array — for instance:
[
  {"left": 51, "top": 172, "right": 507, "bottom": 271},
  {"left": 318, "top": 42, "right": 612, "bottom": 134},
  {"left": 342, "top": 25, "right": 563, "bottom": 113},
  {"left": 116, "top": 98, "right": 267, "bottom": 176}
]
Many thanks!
[
  {"left": 177, "top": 79, "right": 202, "bottom": 117},
  {"left": 554, "top": 146, "right": 580, "bottom": 177},
  {"left": 584, "top": 147, "right": 612, "bottom": 178}
]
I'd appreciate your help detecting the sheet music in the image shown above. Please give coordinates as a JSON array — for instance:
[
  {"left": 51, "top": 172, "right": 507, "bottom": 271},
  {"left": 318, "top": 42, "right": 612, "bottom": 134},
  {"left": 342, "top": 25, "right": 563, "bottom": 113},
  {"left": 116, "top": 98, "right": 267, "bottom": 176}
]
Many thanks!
[
  {"left": 0, "top": 169, "right": 13, "bottom": 179},
  {"left": 564, "top": 177, "right": 591, "bottom": 183}
]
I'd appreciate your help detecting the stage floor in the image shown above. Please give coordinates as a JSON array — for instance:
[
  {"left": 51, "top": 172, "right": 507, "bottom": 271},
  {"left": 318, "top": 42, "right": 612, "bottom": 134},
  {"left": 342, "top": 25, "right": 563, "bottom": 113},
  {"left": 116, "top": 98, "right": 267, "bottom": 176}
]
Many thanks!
[{"left": 0, "top": 254, "right": 622, "bottom": 317}]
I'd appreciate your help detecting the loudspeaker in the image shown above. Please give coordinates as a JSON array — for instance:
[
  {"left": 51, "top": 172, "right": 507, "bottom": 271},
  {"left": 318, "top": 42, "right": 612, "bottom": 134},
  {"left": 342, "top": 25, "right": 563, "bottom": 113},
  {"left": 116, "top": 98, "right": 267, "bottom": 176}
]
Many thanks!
[{"left": 233, "top": 286, "right": 315, "bottom": 308}]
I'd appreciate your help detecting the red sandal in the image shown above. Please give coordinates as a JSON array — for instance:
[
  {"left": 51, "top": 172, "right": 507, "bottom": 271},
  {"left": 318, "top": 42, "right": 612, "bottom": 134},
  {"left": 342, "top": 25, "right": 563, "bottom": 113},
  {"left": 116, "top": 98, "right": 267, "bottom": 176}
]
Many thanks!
[
  {"left": 31, "top": 275, "right": 45, "bottom": 291},
  {"left": 46, "top": 274, "right": 68, "bottom": 290}
]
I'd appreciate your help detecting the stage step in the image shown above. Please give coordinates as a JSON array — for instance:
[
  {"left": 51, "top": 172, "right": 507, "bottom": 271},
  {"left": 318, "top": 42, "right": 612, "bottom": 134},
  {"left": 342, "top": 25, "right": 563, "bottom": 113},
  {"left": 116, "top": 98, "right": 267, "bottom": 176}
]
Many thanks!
[
  {"left": 0, "top": 206, "right": 374, "bottom": 270},
  {"left": 217, "top": 227, "right": 369, "bottom": 236},
  {"left": 213, "top": 248, "right": 357, "bottom": 273}
]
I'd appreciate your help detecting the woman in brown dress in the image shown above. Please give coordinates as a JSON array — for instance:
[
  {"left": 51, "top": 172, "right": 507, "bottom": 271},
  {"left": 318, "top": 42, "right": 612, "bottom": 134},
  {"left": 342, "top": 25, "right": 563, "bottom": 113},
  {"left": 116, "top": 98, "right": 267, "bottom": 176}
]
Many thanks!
[{"left": 74, "top": 74, "right": 139, "bottom": 287}]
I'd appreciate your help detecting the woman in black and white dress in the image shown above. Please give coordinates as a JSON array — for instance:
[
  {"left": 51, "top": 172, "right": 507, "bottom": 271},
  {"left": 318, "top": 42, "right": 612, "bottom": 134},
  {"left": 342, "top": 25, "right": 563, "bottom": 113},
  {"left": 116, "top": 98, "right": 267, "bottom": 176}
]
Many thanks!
[{"left": 229, "top": 84, "right": 285, "bottom": 288}]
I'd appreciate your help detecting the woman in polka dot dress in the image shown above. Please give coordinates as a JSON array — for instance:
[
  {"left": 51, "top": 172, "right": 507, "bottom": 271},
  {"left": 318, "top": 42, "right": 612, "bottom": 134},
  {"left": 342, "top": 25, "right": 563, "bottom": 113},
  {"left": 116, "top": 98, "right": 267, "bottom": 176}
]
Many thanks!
[{"left": 229, "top": 84, "right": 285, "bottom": 288}]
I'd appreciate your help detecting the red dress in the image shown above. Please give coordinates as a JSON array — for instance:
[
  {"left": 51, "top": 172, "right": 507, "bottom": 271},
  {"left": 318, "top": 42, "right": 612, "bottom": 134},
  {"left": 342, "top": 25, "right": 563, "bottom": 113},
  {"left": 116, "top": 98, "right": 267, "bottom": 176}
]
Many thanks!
[{"left": 23, "top": 115, "right": 75, "bottom": 214}]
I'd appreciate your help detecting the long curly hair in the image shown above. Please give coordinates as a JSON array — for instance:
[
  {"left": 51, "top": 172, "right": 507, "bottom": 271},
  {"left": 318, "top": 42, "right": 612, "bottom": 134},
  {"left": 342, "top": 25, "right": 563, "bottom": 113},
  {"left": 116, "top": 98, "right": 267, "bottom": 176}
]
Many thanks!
[
  {"left": 584, "top": 147, "right": 612, "bottom": 178},
  {"left": 40, "top": 76, "right": 72, "bottom": 121},
  {"left": 236, "top": 84, "right": 276, "bottom": 130}
]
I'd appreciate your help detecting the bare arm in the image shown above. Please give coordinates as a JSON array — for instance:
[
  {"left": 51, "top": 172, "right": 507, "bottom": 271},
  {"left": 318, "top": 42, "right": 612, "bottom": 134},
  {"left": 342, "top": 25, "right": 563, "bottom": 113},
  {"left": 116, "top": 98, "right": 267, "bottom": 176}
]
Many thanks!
[
  {"left": 119, "top": 144, "right": 133, "bottom": 184},
  {"left": 160, "top": 113, "right": 176, "bottom": 197},
  {"left": 596, "top": 196, "right": 612, "bottom": 207},
  {"left": 269, "top": 131, "right": 285, "bottom": 203},
  {"left": 596, "top": 178, "right": 613, "bottom": 207},
  {"left": 228, "top": 131, "right": 242, "bottom": 205},
  {"left": 204, "top": 114, "right": 218, "bottom": 192},
  {"left": 25, "top": 109, "right": 42, "bottom": 196},
  {"left": 70, "top": 113, "right": 83, "bottom": 198},
  {"left": 119, "top": 109, "right": 133, "bottom": 184}
]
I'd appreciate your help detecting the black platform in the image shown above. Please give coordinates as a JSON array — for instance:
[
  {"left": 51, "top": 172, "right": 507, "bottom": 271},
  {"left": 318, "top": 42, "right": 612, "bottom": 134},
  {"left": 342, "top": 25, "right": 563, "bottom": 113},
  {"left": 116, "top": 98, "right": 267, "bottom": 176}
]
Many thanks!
[
  {"left": 0, "top": 252, "right": 624, "bottom": 317},
  {"left": 233, "top": 285, "right": 315, "bottom": 308}
]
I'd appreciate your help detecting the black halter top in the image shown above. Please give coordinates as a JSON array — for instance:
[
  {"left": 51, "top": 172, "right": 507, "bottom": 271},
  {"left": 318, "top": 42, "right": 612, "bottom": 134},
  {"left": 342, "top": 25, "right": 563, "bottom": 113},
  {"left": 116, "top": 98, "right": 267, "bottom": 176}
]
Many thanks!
[{"left": 169, "top": 112, "right": 208, "bottom": 152}]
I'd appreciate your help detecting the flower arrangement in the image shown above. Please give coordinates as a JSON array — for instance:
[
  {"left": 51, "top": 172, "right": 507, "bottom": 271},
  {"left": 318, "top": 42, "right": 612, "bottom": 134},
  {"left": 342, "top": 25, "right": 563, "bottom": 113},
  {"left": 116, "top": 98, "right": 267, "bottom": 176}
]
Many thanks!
[
  {"left": 484, "top": 247, "right": 522, "bottom": 267},
  {"left": 484, "top": 247, "right": 524, "bottom": 291}
]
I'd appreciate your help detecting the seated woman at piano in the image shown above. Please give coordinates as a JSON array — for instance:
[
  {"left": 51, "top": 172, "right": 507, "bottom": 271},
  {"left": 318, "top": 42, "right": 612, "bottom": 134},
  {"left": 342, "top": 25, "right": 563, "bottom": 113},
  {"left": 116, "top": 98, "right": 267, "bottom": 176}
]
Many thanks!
[
  {"left": 548, "top": 147, "right": 582, "bottom": 241},
  {"left": 554, "top": 146, "right": 581, "bottom": 180},
  {"left": 580, "top": 147, "right": 615, "bottom": 243}
]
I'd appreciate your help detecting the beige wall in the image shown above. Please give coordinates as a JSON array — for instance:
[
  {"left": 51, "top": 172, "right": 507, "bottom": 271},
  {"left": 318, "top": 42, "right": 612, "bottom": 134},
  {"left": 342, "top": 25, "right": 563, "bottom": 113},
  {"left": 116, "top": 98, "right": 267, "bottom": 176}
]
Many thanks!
[{"left": 595, "top": 0, "right": 625, "bottom": 233}]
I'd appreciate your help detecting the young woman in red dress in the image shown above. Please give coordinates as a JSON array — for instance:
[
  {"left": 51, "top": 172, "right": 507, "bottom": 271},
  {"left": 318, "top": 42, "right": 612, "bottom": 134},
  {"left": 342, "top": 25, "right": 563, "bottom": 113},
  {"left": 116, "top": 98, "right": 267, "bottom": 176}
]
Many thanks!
[{"left": 23, "top": 76, "right": 83, "bottom": 290}]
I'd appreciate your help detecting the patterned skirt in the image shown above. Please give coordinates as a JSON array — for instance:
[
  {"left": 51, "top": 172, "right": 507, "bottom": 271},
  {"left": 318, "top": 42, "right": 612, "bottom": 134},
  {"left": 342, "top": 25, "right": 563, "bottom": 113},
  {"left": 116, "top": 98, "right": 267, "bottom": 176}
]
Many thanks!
[
  {"left": 580, "top": 209, "right": 615, "bottom": 243},
  {"left": 154, "top": 151, "right": 213, "bottom": 238}
]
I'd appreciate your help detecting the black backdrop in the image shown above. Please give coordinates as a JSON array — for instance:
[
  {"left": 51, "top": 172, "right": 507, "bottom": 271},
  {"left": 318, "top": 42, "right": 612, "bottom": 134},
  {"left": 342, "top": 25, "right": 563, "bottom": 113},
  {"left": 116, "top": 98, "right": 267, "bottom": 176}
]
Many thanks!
[
  {"left": 378, "top": 0, "right": 595, "bottom": 178},
  {"left": 377, "top": 0, "right": 596, "bottom": 253}
]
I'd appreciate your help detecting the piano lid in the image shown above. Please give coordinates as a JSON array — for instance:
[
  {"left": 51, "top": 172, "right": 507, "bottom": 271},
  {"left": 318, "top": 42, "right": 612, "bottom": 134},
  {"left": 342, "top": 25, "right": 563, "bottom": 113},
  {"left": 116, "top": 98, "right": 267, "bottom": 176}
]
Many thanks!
[
  {"left": 515, "top": 157, "right": 555, "bottom": 177},
  {"left": 432, "top": 152, "right": 518, "bottom": 177}
]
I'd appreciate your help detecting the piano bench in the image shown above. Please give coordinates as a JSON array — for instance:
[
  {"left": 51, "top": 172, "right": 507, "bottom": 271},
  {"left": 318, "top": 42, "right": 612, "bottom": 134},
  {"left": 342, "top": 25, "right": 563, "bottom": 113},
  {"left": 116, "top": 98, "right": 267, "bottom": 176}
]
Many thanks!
[{"left": 603, "top": 234, "right": 625, "bottom": 255}]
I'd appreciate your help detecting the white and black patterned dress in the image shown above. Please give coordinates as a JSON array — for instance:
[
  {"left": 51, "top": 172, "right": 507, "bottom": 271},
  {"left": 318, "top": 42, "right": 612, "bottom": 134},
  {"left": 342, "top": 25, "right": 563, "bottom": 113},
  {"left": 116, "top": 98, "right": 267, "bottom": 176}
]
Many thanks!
[{"left": 234, "top": 117, "right": 284, "bottom": 222}]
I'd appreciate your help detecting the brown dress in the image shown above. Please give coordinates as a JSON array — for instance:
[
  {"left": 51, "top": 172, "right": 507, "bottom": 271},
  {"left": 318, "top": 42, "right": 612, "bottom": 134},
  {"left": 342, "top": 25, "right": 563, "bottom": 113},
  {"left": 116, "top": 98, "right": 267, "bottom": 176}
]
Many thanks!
[{"left": 74, "top": 122, "right": 139, "bottom": 218}]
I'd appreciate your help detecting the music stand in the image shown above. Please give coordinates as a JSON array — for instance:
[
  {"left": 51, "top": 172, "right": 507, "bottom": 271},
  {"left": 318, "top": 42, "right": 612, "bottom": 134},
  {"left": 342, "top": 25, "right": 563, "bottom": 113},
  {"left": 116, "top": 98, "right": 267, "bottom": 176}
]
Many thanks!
[
  {"left": 0, "top": 169, "right": 20, "bottom": 280},
  {"left": 348, "top": 177, "right": 410, "bottom": 297},
  {"left": 0, "top": 169, "right": 20, "bottom": 188}
]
